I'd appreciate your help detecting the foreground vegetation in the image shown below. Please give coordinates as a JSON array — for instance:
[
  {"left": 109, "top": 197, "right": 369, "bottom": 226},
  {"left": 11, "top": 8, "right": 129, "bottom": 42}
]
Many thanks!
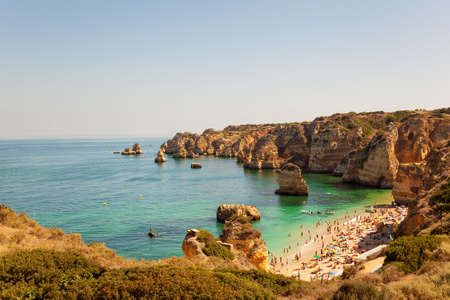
[{"left": 2, "top": 204, "right": 450, "bottom": 299}]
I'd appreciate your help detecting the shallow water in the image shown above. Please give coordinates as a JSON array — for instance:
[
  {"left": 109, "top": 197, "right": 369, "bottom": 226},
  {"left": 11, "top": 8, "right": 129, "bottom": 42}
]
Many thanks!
[{"left": 0, "top": 138, "right": 392, "bottom": 260}]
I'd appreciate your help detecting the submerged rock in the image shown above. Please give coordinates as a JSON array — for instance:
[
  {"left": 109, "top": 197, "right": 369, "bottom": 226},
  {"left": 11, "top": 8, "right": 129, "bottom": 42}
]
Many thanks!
[{"left": 274, "top": 163, "right": 309, "bottom": 196}]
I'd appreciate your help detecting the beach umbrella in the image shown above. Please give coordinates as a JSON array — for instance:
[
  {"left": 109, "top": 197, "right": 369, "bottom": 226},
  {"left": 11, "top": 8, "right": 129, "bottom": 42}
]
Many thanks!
[
  {"left": 313, "top": 255, "right": 321, "bottom": 258},
  {"left": 345, "top": 250, "right": 351, "bottom": 252},
  {"left": 352, "top": 245, "right": 358, "bottom": 249},
  {"left": 328, "top": 244, "right": 334, "bottom": 247},
  {"left": 329, "top": 271, "right": 338, "bottom": 275},
  {"left": 352, "top": 253, "right": 358, "bottom": 257}
]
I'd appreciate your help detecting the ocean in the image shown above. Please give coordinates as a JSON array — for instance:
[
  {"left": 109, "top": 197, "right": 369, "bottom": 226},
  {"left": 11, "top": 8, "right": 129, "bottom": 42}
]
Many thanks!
[{"left": 0, "top": 138, "right": 393, "bottom": 260}]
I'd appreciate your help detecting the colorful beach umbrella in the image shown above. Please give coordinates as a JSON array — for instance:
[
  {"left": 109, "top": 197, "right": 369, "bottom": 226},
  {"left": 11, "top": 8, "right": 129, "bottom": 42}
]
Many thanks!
[{"left": 313, "top": 255, "right": 321, "bottom": 258}]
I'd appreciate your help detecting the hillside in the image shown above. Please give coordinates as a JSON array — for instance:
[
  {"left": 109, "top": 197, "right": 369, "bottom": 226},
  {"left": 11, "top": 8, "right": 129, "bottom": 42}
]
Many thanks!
[{"left": 2, "top": 205, "right": 450, "bottom": 299}]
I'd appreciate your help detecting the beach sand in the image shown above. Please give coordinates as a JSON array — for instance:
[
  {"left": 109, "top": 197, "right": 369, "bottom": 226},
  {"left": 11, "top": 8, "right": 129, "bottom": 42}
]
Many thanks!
[{"left": 268, "top": 205, "right": 408, "bottom": 281}]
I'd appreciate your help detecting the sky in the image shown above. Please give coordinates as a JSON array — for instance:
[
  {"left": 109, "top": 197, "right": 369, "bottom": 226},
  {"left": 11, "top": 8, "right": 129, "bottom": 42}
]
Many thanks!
[{"left": 1, "top": 1, "right": 450, "bottom": 139}]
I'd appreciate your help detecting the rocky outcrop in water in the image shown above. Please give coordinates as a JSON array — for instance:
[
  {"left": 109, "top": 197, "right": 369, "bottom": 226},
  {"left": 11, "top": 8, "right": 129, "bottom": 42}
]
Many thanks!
[
  {"left": 275, "top": 163, "right": 309, "bottom": 196},
  {"left": 121, "top": 143, "right": 143, "bottom": 155},
  {"left": 216, "top": 204, "right": 261, "bottom": 222},
  {"left": 191, "top": 163, "right": 202, "bottom": 169},
  {"left": 154, "top": 149, "right": 167, "bottom": 162}
]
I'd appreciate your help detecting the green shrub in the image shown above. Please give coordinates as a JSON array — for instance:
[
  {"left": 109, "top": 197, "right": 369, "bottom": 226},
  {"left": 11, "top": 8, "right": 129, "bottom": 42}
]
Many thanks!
[
  {"left": 196, "top": 229, "right": 215, "bottom": 244},
  {"left": 203, "top": 242, "right": 235, "bottom": 260},
  {"left": 431, "top": 178, "right": 450, "bottom": 212},
  {"left": 384, "top": 235, "right": 449, "bottom": 273},
  {"left": 333, "top": 280, "right": 390, "bottom": 300}
]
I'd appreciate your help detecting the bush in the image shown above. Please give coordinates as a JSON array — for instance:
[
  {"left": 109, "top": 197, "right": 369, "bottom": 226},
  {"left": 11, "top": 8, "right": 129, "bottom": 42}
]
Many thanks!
[
  {"left": 203, "top": 242, "right": 235, "bottom": 260},
  {"left": 380, "top": 264, "right": 404, "bottom": 283},
  {"left": 384, "top": 235, "right": 449, "bottom": 273},
  {"left": 333, "top": 280, "right": 390, "bottom": 300},
  {"left": 196, "top": 229, "right": 215, "bottom": 244},
  {"left": 431, "top": 178, "right": 450, "bottom": 212}
]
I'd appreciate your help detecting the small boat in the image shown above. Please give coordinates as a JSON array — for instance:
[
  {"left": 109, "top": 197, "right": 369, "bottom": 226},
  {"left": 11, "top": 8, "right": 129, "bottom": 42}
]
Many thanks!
[
  {"left": 301, "top": 210, "right": 313, "bottom": 214},
  {"left": 145, "top": 141, "right": 152, "bottom": 147},
  {"left": 325, "top": 210, "right": 334, "bottom": 215}
]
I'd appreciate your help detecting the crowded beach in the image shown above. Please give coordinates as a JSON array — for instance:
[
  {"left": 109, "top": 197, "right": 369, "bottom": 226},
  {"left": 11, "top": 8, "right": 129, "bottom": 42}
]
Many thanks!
[{"left": 268, "top": 204, "right": 408, "bottom": 281}]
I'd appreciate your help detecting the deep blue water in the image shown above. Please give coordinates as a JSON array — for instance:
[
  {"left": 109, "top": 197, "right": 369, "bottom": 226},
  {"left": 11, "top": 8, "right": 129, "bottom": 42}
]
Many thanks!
[{"left": 0, "top": 138, "right": 392, "bottom": 260}]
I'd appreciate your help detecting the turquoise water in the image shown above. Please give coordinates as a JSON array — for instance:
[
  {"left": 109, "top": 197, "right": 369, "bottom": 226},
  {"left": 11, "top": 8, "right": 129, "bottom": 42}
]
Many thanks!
[{"left": 0, "top": 138, "right": 392, "bottom": 260}]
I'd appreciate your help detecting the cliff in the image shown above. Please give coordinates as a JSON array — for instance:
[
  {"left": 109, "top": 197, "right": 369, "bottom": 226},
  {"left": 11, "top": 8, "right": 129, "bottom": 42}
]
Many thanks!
[
  {"left": 164, "top": 109, "right": 450, "bottom": 194},
  {"left": 219, "top": 218, "right": 268, "bottom": 272}
]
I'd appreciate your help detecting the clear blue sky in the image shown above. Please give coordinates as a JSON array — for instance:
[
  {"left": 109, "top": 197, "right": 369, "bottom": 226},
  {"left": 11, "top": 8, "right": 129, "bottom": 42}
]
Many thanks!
[{"left": 1, "top": 1, "right": 450, "bottom": 138}]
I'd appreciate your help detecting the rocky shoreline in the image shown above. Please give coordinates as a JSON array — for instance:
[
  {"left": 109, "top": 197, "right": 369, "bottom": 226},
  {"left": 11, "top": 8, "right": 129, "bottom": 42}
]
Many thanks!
[{"left": 163, "top": 108, "right": 450, "bottom": 241}]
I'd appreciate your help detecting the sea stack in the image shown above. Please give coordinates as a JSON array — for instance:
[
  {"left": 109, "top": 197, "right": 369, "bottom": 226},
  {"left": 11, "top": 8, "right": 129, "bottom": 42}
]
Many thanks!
[
  {"left": 275, "top": 163, "right": 309, "bottom": 196},
  {"left": 216, "top": 204, "right": 261, "bottom": 222},
  {"left": 191, "top": 163, "right": 202, "bottom": 168},
  {"left": 154, "top": 149, "right": 167, "bottom": 162},
  {"left": 121, "top": 143, "right": 143, "bottom": 155}
]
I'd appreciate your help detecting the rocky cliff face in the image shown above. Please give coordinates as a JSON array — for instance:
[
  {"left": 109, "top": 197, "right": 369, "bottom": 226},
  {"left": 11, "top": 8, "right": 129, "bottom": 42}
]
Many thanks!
[
  {"left": 392, "top": 119, "right": 450, "bottom": 204},
  {"left": 219, "top": 219, "right": 268, "bottom": 272},
  {"left": 164, "top": 110, "right": 450, "bottom": 194},
  {"left": 397, "top": 139, "right": 450, "bottom": 236},
  {"left": 181, "top": 229, "right": 207, "bottom": 259},
  {"left": 310, "top": 127, "right": 362, "bottom": 173},
  {"left": 342, "top": 124, "right": 399, "bottom": 188},
  {"left": 274, "top": 163, "right": 309, "bottom": 196}
]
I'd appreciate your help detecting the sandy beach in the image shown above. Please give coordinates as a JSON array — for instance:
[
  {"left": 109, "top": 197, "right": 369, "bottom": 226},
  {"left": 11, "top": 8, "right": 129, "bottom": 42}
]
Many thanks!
[{"left": 268, "top": 205, "right": 408, "bottom": 281}]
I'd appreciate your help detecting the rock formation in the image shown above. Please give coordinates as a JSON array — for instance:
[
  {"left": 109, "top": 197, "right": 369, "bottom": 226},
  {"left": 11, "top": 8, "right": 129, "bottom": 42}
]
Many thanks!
[
  {"left": 121, "top": 143, "right": 143, "bottom": 155},
  {"left": 164, "top": 109, "right": 450, "bottom": 195},
  {"left": 392, "top": 118, "right": 450, "bottom": 204},
  {"left": 191, "top": 163, "right": 202, "bottom": 169},
  {"left": 219, "top": 218, "right": 268, "bottom": 272},
  {"left": 274, "top": 163, "right": 309, "bottom": 196},
  {"left": 132, "top": 143, "right": 143, "bottom": 154},
  {"left": 154, "top": 149, "right": 167, "bottom": 162},
  {"left": 181, "top": 229, "right": 207, "bottom": 259},
  {"left": 310, "top": 127, "right": 361, "bottom": 173},
  {"left": 342, "top": 124, "right": 399, "bottom": 188},
  {"left": 397, "top": 139, "right": 450, "bottom": 236},
  {"left": 216, "top": 204, "right": 261, "bottom": 222},
  {"left": 245, "top": 135, "right": 283, "bottom": 170}
]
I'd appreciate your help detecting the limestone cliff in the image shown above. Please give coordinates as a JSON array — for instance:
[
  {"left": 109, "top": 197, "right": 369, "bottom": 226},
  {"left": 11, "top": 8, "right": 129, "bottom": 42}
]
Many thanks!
[
  {"left": 219, "top": 218, "right": 268, "bottom": 272},
  {"left": 392, "top": 119, "right": 450, "bottom": 204},
  {"left": 342, "top": 124, "right": 399, "bottom": 188},
  {"left": 310, "top": 127, "right": 362, "bottom": 173},
  {"left": 164, "top": 109, "right": 450, "bottom": 193},
  {"left": 397, "top": 139, "right": 450, "bottom": 236},
  {"left": 274, "top": 163, "right": 309, "bottom": 196},
  {"left": 245, "top": 135, "right": 283, "bottom": 170}
]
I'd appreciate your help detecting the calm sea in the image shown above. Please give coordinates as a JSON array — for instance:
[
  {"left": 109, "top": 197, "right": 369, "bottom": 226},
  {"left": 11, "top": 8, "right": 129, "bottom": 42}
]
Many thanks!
[{"left": 0, "top": 138, "right": 392, "bottom": 260}]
